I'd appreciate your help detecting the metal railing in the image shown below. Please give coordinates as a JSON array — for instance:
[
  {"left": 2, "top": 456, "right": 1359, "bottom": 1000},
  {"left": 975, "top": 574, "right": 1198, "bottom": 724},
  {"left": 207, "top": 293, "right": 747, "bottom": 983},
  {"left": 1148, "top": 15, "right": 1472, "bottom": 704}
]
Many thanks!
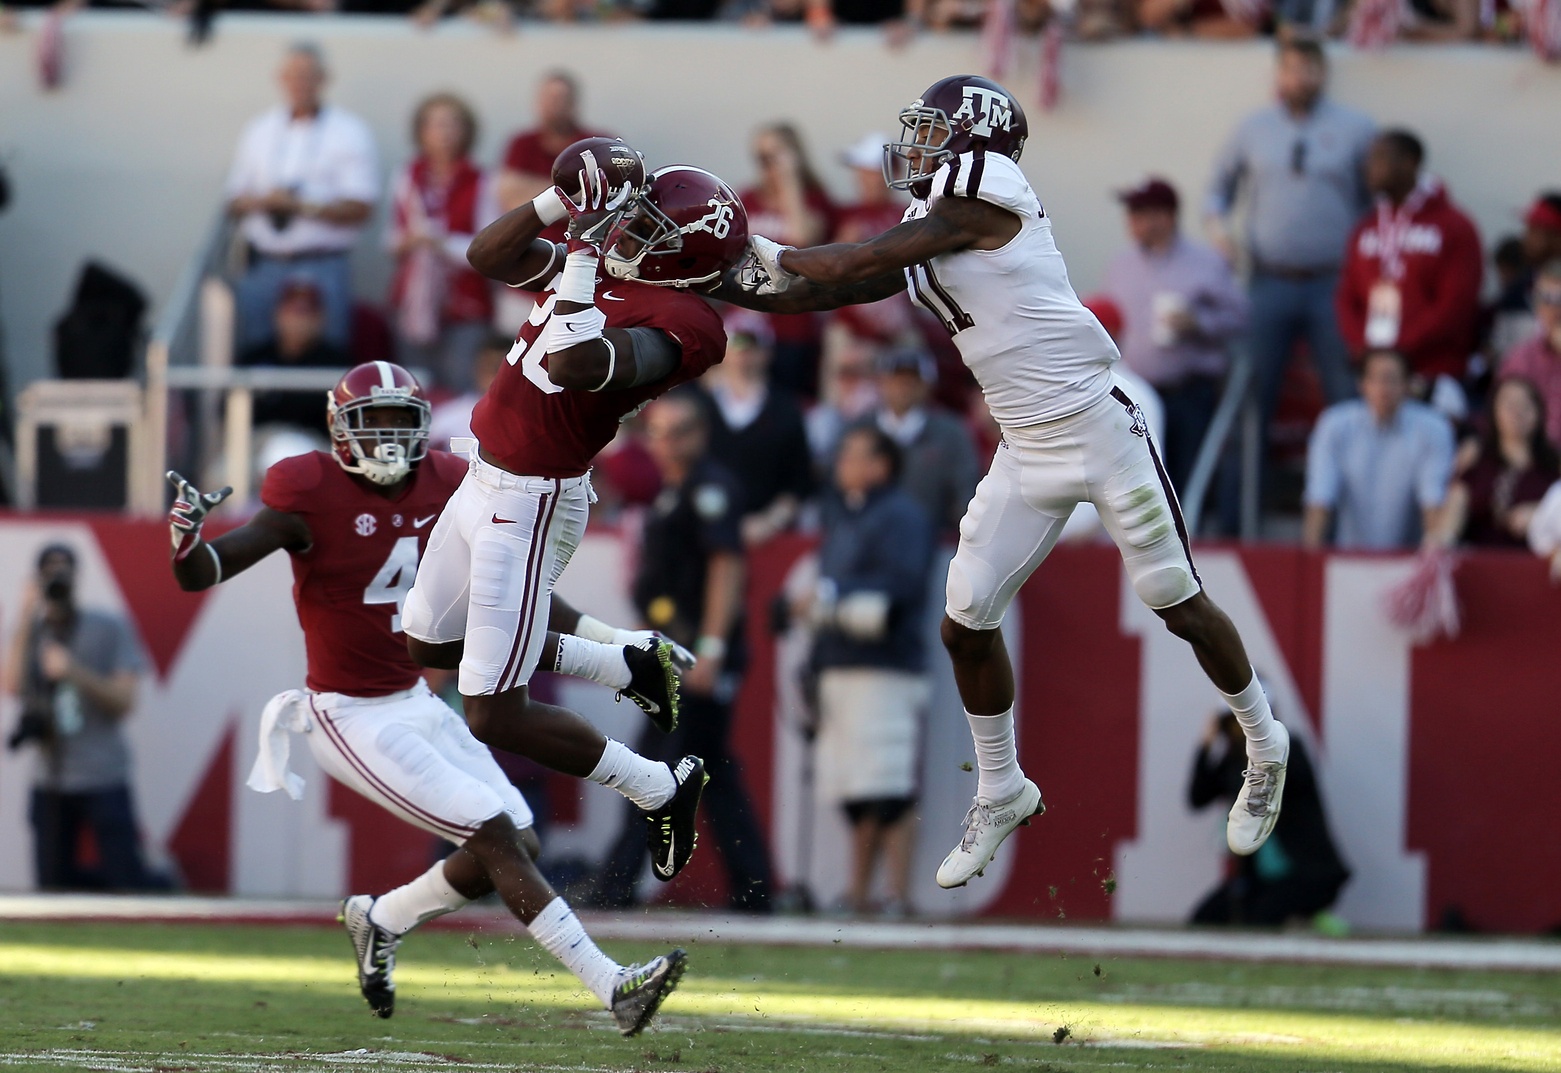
[
  {"left": 139, "top": 206, "right": 238, "bottom": 514},
  {"left": 1181, "top": 347, "right": 1263, "bottom": 541},
  {"left": 163, "top": 365, "right": 346, "bottom": 504}
]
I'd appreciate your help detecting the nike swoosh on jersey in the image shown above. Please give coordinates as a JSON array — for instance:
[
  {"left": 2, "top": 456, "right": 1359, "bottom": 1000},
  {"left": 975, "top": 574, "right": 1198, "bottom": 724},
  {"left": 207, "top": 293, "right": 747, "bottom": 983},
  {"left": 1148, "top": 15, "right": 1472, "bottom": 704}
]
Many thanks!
[
  {"left": 491, "top": 514, "right": 518, "bottom": 525},
  {"left": 601, "top": 291, "right": 627, "bottom": 301},
  {"left": 413, "top": 514, "right": 437, "bottom": 528}
]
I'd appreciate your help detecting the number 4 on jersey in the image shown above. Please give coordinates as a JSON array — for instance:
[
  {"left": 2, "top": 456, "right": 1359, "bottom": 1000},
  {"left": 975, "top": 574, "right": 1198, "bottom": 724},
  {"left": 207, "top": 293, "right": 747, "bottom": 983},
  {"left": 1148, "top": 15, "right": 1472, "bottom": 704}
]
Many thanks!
[{"left": 365, "top": 536, "right": 420, "bottom": 633}]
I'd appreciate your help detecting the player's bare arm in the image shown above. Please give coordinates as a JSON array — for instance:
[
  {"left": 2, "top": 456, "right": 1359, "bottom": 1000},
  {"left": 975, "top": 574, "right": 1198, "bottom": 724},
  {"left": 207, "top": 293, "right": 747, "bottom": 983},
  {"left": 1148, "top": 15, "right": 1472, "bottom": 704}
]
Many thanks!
[
  {"left": 166, "top": 471, "right": 310, "bottom": 592},
  {"left": 466, "top": 203, "right": 563, "bottom": 289},
  {"left": 545, "top": 322, "right": 681, "bottom": 392},
  {"left": 705, "top": 267, "right": 907, "bottom": 314},
  {"left": 783, "top": 195, "right": 1020, "bottom": 286}
]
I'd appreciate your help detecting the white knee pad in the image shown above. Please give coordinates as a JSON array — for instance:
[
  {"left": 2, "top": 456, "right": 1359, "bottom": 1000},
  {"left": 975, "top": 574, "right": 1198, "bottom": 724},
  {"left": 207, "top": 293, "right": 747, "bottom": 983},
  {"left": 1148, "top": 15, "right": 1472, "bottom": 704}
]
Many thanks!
[
  {"left": 945, "top": 552, "right": 1003, "bottom": 632},
  {"left": 1133, "top": 564, "right": 1199, "bottom": 611}
]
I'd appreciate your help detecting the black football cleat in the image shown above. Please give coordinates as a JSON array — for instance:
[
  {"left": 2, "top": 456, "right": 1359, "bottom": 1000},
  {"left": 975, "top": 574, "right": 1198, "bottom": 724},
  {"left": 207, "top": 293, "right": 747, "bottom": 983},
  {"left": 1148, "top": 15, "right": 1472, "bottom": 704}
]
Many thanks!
[
  {"left": 610, "top": 948, "right": 688, "bottom": 1036},
  {"left": 646, "top": 756, "right": 707, "bottom": 882},
  {"left": 339, "top": 895, "right": 400, "bottom": 1018},
  {"left": 618, "top": 639, "right": 681, "bottom": 734}
]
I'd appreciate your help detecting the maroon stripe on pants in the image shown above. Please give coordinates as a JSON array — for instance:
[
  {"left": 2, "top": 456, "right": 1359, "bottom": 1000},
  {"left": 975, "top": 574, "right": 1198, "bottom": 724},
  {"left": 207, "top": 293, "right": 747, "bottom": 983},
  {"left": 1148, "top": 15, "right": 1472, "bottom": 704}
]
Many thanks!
[
  {"left": 494, "top": 486, "right": 554, "bottom": 692},
  {"left": 310, "top": 697, "right": 477, "bottom": 841},
  {"left": 498, "top": 480, "right": 562, "bottom": 693},
  {"left": 1111, "top": 385, "right": 1203, "bottom": 586}
]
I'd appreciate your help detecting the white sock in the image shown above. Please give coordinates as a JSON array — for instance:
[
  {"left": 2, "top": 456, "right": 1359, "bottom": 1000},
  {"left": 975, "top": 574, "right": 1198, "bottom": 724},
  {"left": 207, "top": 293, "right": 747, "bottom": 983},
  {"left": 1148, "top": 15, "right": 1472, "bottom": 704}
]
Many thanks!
[
  {"left": 554, "top": 635, "right": 633, "bottom": 690},
  {"left": 526, "top": 896, "right": 624, "bottom": 1007},
  {"left": 966, "top": 706, "right": 1025, "bottom": 806},
  {"left": 1221, "top": 670, "right": 1286, "bottom": 763},
  {"left": 587, "top": 739, "right": 676, "bottom": 810},
  {"left": 369, "top": 860, "right": 471, "bottom": 936}
]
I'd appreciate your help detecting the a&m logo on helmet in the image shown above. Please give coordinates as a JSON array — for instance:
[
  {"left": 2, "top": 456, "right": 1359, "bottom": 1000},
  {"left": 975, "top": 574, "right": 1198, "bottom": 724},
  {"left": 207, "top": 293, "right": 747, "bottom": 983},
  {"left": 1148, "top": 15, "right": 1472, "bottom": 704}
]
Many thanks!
[{"left": 951, "top": 85, "right": 1015, "bottom": 138}]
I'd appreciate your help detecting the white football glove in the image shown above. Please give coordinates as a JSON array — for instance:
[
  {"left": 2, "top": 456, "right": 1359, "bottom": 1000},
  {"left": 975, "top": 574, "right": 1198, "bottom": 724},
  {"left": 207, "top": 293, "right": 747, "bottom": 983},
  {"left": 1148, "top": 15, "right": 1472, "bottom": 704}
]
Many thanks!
[
  {"left": 166, "top": 470, "right": 232, "bottom": 561},
  {"left": 736, "top": 235, "right": 800, "bottom": 297},
  {"left": 557, "top": 163, "right": 637, "bottom": 248}
]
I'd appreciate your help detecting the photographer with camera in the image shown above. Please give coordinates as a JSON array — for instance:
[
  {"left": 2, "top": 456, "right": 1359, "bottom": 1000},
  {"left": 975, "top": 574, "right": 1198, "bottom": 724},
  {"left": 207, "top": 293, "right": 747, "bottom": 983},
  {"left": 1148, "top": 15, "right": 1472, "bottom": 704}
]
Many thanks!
[{"left": 5, "top": 543, "right": 160, "bottom": 890}]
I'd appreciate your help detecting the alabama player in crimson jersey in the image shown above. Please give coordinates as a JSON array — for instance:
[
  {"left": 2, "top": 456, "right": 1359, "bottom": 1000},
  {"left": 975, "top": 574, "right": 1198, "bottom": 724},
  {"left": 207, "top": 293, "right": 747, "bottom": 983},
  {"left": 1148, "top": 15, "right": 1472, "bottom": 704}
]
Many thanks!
[
  {"left": 713, "top": 75, "right": 1290, "bottom": 891},
  {"left": 403, "top": 145, "right": 750, "bottom": 884},
  {"left": 165, "top": 361, "right": 687, "bottom": 1035}
]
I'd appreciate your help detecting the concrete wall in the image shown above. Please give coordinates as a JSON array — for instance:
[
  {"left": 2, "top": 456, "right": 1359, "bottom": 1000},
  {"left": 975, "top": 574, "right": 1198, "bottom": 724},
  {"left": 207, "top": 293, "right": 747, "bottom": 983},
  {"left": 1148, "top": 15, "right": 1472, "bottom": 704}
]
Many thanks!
[{"left": 1, "top": 14, "right": 1558, "bottom": 390}]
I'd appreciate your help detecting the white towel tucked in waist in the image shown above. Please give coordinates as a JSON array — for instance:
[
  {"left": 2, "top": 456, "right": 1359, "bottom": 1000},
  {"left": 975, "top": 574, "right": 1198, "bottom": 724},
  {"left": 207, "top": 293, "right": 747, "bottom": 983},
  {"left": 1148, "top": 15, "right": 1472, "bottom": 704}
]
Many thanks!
[{"left": 246, "top": 689, "right": 312, "bottom": 800}]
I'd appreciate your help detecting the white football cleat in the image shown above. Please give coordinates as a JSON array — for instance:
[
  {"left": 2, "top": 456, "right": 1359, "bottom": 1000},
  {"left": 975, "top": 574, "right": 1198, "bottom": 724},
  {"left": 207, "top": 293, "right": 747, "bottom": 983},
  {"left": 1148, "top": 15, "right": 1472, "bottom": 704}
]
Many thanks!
[
  {"left": 935, "top": 778, "right": 1044, "bottom": 889},
  {"left": 1226, "top": 721, "right": 1290, "bottom": 856}
]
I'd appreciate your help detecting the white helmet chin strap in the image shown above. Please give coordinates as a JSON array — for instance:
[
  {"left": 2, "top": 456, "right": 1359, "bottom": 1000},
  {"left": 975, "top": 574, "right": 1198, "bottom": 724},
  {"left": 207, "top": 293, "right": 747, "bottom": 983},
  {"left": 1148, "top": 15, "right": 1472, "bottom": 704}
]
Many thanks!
[{"left": 355, "top": 445, "right": 412, "bottom": 485}]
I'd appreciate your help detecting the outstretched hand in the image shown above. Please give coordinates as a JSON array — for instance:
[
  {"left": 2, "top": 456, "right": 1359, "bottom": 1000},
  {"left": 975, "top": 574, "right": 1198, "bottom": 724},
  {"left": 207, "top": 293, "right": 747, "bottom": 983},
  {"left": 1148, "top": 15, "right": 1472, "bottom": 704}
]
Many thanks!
[
  {"left": 166, "top": 470, "right": 232, "bottom": 560},
  {"left": 735, "top": 235, "right": 799, "bottom": 296},
  {"left": 557, "top": 164, "right": 635, "bottom": 248}
]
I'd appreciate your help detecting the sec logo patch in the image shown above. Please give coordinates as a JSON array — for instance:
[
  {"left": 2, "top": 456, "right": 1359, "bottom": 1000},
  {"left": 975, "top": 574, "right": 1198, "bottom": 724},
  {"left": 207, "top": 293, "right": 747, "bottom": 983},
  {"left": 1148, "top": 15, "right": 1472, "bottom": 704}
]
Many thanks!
[{"left": 355, "top": 513, "right": 377, "bottom": 537}]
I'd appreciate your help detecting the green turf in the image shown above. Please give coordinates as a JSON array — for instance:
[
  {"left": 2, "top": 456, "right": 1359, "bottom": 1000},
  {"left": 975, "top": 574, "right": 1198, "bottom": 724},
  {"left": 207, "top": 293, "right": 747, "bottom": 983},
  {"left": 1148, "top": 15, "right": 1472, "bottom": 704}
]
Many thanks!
[{"left": 0, "top": 920, "right": 1558, "bottom": 1072}]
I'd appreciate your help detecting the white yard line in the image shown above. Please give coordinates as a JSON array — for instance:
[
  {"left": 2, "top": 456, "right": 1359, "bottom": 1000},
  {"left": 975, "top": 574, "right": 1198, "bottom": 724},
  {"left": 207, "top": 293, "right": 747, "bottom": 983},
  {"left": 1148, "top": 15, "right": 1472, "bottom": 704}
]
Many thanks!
[
  {"left": 0, "top": 1051, "right": 621, "bottom": 1072},
  {"left": 3, "top": 894, "right": 1559, "bottom": 971}
]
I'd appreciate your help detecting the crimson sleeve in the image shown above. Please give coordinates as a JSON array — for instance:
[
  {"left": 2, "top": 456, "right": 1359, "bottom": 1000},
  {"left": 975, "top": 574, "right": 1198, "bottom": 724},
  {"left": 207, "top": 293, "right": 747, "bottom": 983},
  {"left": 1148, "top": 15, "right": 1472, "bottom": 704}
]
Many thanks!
[
  {"left": 260, "top": 452, "right": 324, "bottom": 515},
  {"left": 663, "top": 298, "right": 728, "bottom": 383}
]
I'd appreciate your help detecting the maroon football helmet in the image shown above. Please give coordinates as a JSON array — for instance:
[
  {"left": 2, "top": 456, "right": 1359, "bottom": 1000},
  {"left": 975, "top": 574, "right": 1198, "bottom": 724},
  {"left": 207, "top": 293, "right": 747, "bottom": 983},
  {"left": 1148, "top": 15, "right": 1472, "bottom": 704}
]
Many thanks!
[
  {"left": 883, "top": 75, "right": 1029, "bottom": 198},
  {"left": 327, "top": 361, "right": 431, "bottom": 485},
  {"left": 602, "top": 166, "right": 749, "bottom": 288}
]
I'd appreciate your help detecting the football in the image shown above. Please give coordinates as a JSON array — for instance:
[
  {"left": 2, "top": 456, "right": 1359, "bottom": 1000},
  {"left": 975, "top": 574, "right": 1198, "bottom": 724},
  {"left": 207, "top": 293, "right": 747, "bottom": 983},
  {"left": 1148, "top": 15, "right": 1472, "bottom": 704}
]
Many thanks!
[{"left": 550, "top": 136, "right": 647, "bottom": 203}]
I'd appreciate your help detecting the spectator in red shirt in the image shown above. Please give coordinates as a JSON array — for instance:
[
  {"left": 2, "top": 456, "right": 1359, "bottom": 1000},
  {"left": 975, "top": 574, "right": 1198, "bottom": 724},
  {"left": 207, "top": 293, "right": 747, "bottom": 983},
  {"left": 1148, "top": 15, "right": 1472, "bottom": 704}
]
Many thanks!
[
  {"left": 740, "top": 122, "right": 838, "bottom": 398},
  {"left": 1336, "top": 129, "right": 1483, "bottom": 390},
  {"left": 1499, "top": 260, "right": 1561, "bottom": 447},
  {"left": 386, "top": 92, "right": 497, "bottom": 391},
  {"left": 491, "top": 70, "right": 606, "bottom": 332},
  {"left": 494, "top": 70, "right": 606, "bottom": 231}
]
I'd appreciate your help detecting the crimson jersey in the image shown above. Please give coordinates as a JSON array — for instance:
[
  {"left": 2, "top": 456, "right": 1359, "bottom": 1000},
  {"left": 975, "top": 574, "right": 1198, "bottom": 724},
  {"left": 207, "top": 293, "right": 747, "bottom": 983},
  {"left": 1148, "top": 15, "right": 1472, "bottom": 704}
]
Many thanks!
[
  {"left": 261, "top": 450, "right": 468, "bottom": 697},
  {"left": 471, "top": 270, "right": 726, "bottom": 478}
]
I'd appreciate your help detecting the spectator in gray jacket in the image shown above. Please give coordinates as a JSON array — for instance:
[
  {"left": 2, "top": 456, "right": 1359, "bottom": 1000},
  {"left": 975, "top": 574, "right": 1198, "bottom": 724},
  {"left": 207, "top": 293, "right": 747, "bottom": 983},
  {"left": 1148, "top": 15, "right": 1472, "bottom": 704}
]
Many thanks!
[
  {"left": 799, "top": 426, "right": 936, "bottom": 917},
  {"left": 856, "top": 346, "right": 980, "bottom": 535},
  {"left": 1205, "top": 37, "right": 1376, "bottom": 427}
]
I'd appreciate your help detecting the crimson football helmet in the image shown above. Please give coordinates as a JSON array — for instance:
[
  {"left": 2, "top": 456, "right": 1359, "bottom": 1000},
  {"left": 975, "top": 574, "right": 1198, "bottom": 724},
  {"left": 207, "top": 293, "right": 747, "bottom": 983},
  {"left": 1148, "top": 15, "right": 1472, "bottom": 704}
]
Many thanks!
[
  {"left": 602, "top": 166, "right": 749, "bottom": 288},
  {"left": 883, "top": 75, "right": 1029, "bottom": 198},
  {"left": 327, "top": 361, "right": 431, "bottom": 485}
]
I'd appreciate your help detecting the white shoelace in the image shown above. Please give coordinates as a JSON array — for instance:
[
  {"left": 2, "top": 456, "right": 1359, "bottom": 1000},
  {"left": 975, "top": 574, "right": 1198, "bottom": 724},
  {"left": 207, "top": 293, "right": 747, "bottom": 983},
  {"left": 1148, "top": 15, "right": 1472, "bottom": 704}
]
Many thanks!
[
  {"left": 1239, "top": 765, "right": 1279, "bottom": 816},
  {"left": 957, "top": 803, "right": 991, "bottom": 852}
]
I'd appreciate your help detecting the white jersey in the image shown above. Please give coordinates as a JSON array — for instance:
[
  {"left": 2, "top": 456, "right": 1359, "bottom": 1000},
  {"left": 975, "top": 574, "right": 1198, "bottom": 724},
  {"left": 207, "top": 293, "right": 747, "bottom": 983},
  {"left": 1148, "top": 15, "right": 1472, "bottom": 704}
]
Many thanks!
[{"left": 902, "top": 152, "right": 1118, "bottom": 428}]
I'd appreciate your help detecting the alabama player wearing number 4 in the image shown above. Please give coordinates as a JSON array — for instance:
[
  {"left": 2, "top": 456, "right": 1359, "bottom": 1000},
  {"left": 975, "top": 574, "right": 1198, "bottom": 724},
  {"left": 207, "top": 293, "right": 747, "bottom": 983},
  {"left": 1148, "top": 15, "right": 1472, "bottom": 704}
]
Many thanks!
[
  {"left": 710, "top": 75, "right": 1290, "bottom": 889},
  {"left": 402, "top": 138, "right": 750, "bottom": 886},
  {"left": 166, "top": 361, "right": 688, "bottom": 1036}
]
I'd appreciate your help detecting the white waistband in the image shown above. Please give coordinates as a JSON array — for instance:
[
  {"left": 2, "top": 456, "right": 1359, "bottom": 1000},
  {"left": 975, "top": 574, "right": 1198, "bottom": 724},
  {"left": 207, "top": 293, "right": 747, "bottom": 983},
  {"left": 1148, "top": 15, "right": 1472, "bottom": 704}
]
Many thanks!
[
  {"left": 310, "top": 681, "right": 428, "bottom": 710},
  {"left": 469, "top": 452, "right": 592, "bottom": 495}
]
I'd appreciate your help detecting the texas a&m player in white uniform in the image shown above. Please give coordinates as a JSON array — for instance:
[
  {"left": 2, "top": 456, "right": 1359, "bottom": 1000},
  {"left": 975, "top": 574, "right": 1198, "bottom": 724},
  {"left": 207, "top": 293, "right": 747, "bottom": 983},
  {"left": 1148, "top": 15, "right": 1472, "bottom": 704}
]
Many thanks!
[
  {"left": 716, "top": 75, "right": 1290, "bottom": 889},
  {"left": 164, "top": 362, "right": 686, "bottom": 1035}
]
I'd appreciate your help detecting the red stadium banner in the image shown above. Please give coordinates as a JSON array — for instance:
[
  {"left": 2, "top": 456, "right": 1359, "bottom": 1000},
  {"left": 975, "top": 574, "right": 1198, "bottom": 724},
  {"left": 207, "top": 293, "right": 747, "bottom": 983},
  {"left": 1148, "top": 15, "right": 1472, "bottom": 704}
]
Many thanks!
[{"left": 0, "top": 515, "right": 1555, "bottom": 934}]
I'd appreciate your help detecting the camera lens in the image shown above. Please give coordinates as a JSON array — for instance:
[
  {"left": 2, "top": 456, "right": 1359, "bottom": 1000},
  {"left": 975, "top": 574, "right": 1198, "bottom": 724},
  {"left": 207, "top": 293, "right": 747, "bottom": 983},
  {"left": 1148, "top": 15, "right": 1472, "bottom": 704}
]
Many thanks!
[{"left": 43, "top": 577, "right": 72, "bottom": 602}]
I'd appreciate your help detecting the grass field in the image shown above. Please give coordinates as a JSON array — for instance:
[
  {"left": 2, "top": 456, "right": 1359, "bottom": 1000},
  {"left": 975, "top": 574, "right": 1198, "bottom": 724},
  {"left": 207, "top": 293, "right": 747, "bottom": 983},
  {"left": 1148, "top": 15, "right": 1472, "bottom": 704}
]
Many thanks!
[{"left": 1, "top": 920, "right": 1558, "bottom": 1073}]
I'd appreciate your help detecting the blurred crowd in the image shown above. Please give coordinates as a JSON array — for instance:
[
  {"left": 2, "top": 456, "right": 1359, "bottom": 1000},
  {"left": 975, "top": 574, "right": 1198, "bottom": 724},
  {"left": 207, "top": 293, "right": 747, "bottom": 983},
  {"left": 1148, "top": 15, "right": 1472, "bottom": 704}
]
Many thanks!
[
  {"left": 213, "top": 40, "right": 1561, "bottom": 568},
  {"left": 3, "top": 0, "right": 1560, "bottom": 56}
]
